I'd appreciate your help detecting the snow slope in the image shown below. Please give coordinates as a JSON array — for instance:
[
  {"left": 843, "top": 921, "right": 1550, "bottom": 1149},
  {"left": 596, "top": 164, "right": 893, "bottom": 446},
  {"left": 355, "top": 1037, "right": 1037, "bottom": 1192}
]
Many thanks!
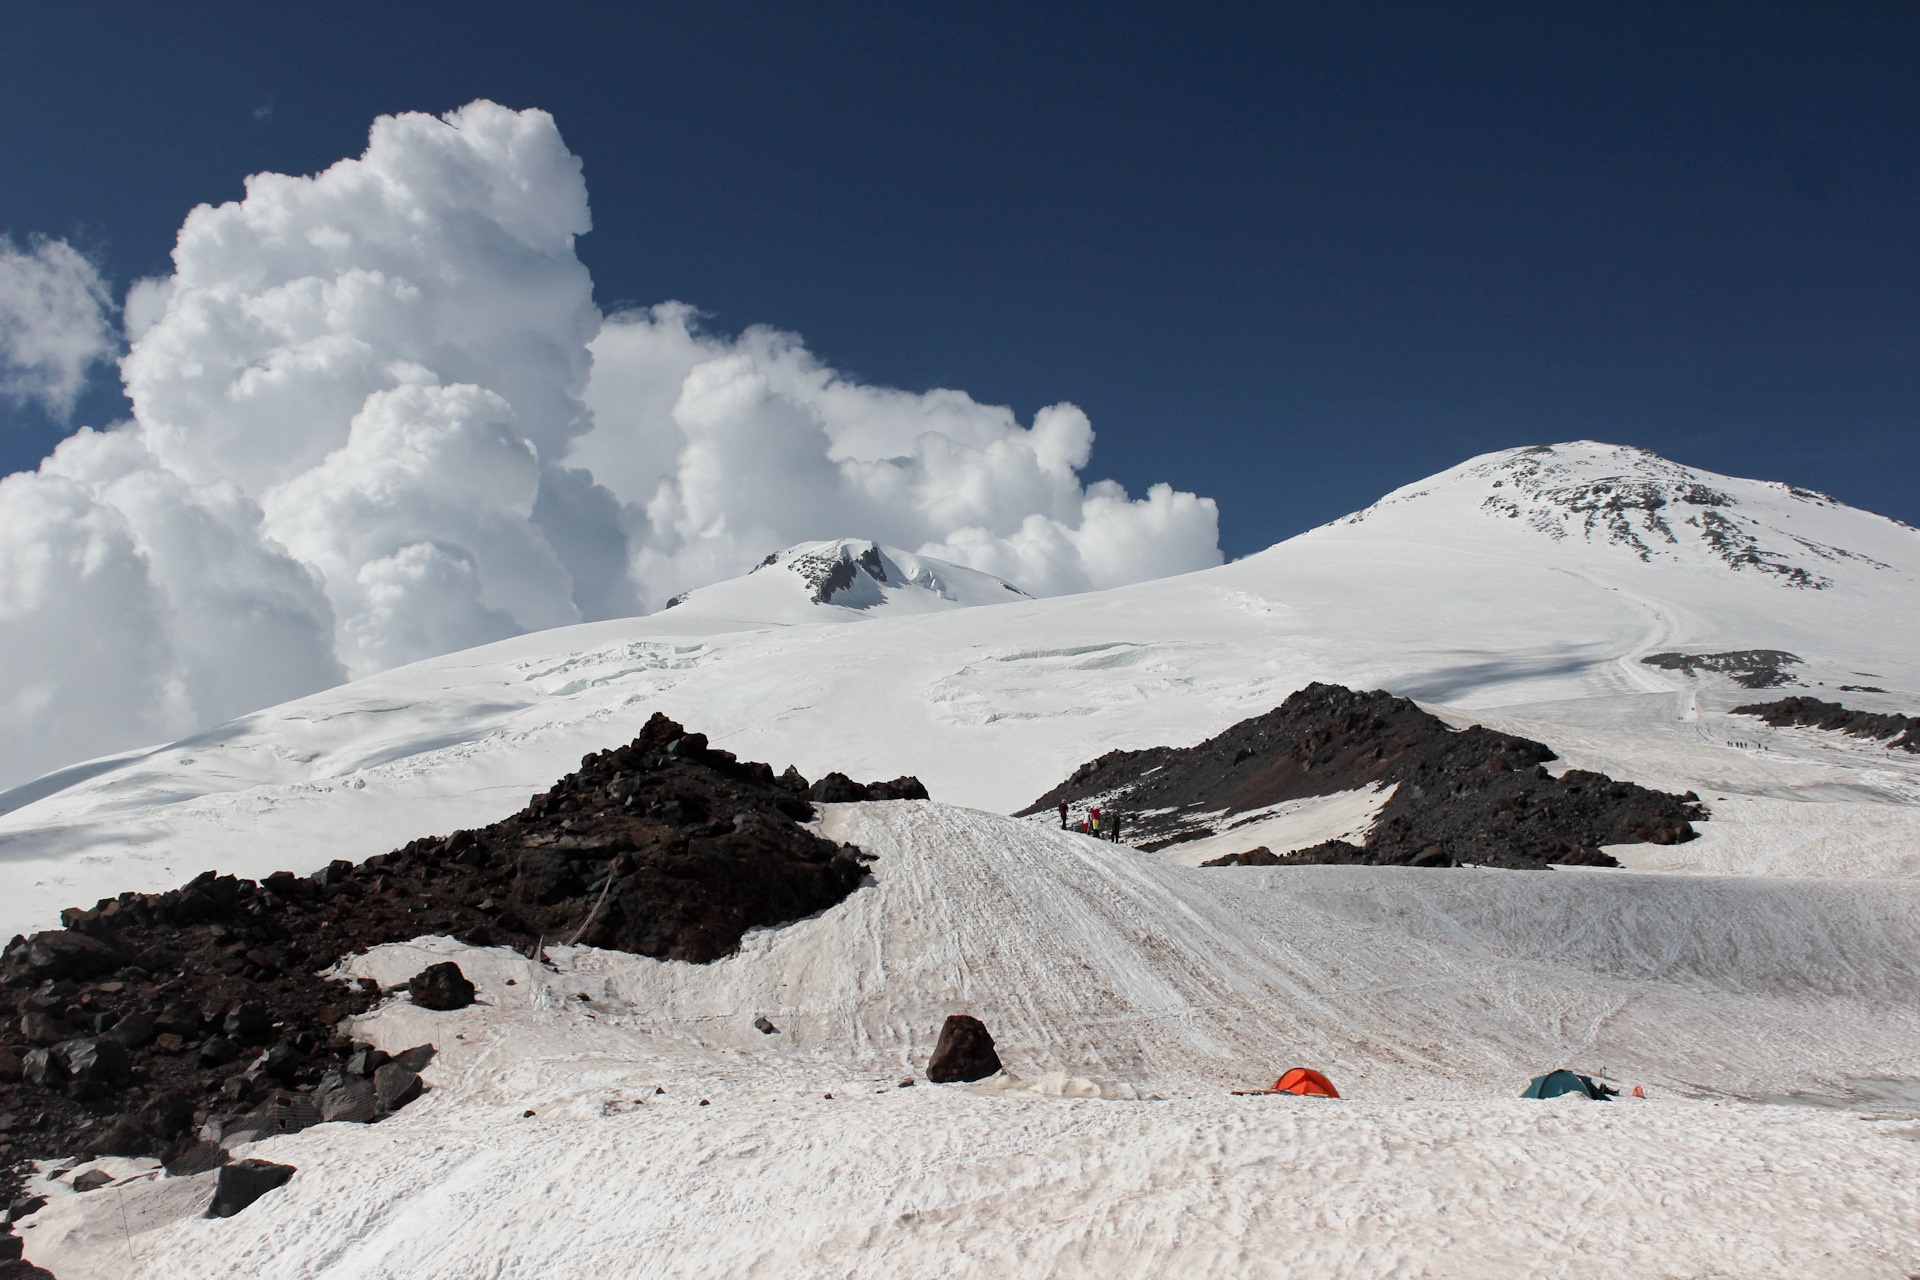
[
  {"left": 4, "top": 441, "right": 1918, "bottom": 936},
  {"left": 11, "top": 441, "right": 1920, "bottom": 1279},
  {"left": 21, "top": 803, "right": 1920, "bottom": 1278}
]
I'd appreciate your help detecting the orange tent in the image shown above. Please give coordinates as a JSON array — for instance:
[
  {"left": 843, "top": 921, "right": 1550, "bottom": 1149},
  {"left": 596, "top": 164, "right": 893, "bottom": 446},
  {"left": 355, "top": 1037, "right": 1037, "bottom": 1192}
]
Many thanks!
[{"left": 1272, "top": 1068, "right": 1339, "bottom": 1097}]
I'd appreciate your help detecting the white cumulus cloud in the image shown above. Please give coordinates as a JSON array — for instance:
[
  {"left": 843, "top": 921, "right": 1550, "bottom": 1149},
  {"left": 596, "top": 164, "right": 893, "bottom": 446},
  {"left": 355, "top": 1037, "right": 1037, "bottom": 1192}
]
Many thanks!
[
  {"left": 574, "top": 304, "right": 1222, "bottom": 608},
  {"left": 0, "top": 101, "right": 1221, "bottom": 791},
  {"left": 0, "top": 235, "right": 118, "bottom": 418}
]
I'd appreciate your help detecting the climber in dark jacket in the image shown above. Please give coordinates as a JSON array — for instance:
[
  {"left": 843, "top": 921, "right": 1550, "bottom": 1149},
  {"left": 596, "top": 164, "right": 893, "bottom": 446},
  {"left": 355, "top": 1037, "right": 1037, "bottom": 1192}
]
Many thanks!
[{"left": 1058, "top": 800, "right": 1068, "bottom": 829}]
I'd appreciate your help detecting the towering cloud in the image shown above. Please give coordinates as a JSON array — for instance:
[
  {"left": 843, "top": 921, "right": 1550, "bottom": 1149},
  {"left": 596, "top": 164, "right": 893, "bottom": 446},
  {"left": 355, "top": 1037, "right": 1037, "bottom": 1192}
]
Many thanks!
[{"left": 0, "top": 101, "right": 1221, "bottom": 791}]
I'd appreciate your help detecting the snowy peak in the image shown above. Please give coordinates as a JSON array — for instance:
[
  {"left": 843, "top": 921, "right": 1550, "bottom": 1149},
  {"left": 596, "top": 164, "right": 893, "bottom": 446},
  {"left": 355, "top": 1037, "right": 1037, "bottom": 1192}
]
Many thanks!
[
  {"left": 659, "top": 539, "right": 1030, "bottom": 626},
  {"left": 1342, "top": 441, "right": 1917, "bottom": 590}
]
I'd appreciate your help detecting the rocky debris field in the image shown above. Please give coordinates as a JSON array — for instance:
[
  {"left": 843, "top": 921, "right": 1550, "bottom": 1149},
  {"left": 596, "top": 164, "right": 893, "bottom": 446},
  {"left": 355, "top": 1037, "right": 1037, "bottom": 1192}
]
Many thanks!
[
  {"left": 1639, "top": 649, "right": 1804, "bottom": 688},
  {"left": 0, "top": 712, "right": 898, "bottom": 1261},
  {"left": 1022, "top": 683, "right": 1704, "bottom": 870},
  {"left": 1733, "top": 696, "right": 1920, "bottom": 753}
]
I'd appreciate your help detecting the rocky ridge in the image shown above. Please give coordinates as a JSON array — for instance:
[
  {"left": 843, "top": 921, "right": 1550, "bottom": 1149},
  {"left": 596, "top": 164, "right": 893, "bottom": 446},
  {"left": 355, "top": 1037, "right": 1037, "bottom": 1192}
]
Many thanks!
[
  {"left": 1732, "top": 696, "right": 1920, "bottom": 753},
  {"left": 0, "top": 713, "right": 907, "bottom": 1256},
  {"left": 1021, "top": 683, "right": 1704, "bottom": 869}
]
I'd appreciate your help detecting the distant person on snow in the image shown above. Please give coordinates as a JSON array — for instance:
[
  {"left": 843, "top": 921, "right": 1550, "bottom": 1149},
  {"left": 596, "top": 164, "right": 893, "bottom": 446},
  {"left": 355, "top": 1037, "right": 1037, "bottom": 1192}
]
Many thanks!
[
  {"left": 1110, "top": 812, "right": 1122, "bottom": 843},
  {"left": 1089, "top": 807, "right": 1101, "bottom": 838},
  {"left": 1058, "top": 801, "right": 1068, "bottom": 829}
]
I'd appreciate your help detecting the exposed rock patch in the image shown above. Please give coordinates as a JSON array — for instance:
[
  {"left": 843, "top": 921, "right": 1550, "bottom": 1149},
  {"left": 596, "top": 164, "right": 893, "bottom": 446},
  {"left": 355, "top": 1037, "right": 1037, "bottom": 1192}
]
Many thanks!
[
  {"left": 1732, "top": 696, "right": 1920, "bottom": 753},
  {"left": 0, "top": 712, "right": 879, "bottom": 1219},
  {"left": 1022, "top": 683, "right": 1705, "bottom": 870},
  {"left": 1640, "top": 650, "right": 1802, "bottom": 689},
  {"left": 205, "top": 1158, "right": 296, "bottom": 1219}
]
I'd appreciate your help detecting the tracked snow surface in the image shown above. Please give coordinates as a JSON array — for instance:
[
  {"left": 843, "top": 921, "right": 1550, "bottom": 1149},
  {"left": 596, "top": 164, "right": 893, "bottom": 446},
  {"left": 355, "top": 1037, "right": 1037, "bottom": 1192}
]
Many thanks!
[{"left": 8, "top": 441, "right": 1920, "bottom": 1277}]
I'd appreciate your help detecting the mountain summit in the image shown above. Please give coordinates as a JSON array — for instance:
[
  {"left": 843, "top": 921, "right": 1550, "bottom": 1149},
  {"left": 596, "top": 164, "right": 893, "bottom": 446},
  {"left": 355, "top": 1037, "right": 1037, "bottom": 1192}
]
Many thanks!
[
  {"left": 1339, "top": 441, "right": 1914, "bottom": 592},
  {"left": 658, "top": 539, "right": 1031, "bottom": 626}
]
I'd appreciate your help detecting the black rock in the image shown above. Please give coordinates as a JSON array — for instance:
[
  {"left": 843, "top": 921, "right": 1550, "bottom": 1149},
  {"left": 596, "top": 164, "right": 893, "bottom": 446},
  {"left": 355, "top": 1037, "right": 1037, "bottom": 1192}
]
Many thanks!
[
  {"left": 162, "top": 1138, "right": 231, "bottom": 1177},
  {"left": 222, "top": 1002, "right": 271, "bottom": 1039},
  {"left": 6, "top": 1198, "right": 44, "bottom": 1223},
  {"left": 106, "top": 1011, "right": 155, "bottom": 1048},
  {"left": 372, "top": 1062, "right": 423, "bottom": 1110},
  {"left": 390, "top": 1044, "right": 436, "bottom": 1073},
  {"left": 139, "top": 1091, "right": 195, "bottom": 1139},
  {"left": 88, "top": 1116, "right": 150, "bottom": 1156},
  {"left": 70, "top": 1168, "right": 113, "bottom": 1193},
  {"left": 257, "top": 1043, "right": 303, "bottom": 1079},
  {"left": 53, "top": 1037, "right": 130, "bottom": 1083},
  {"left": 17, "top": 1013, "right": 70, "bottom": 1048},
  {"left": 198, "top": 1036, "right": 241, "bottom": 1067},
  {"left": 205, "top": 1158, "right": 296, "bottom": 1219},
  {"left": 10, "top": 930, "right": 127, "bottom": 982},
  {"left": 753, "top": 1016, "right": 778, "bottom": 1034},
  {"left": 19, "top": 1050, "right": 62, "bottom": 1089},
  {"left": 407, "top": 962, "right": 475, "bottom": 1012},
  {"left": 314, "top": 1071, "right": 377, "bottom": 1123},
  {"left": 926, "top": 1014, "right": 1002, "bottom": 1083}
]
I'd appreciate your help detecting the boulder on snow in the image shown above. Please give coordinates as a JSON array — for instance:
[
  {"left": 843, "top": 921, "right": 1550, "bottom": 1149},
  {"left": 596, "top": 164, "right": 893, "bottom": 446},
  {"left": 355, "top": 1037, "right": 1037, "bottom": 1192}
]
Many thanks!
[
  {"left": 926, "top": 1014, "right": 1002, "bottom": 1083},
  {"left": 204, "top": 1158, "right": 296, "bottom": 1219},
  {"left": 753, "top": 1016, "right": 778, "bottom": 1034},
  {"left": 314, "top": 1071, "right": 378, "bottom": 1123},
  {"left": 389, "top": 1043, "right": 436, "bottom": 1073},
  {"left": 70, "top": 1168, "right": 113, "bottom": 1193},
  {"left": 372, "top": 1062, "right": 423, "bottom": 1110},
  {"left": 1199, "top": 846, "right": 1283, "bottom": 867},
  {"left": 808, "top": 772, "right": 930, "bottom": 803},
  {"left": 407, "top": 961, "right": 475, "bottom": 1011}
]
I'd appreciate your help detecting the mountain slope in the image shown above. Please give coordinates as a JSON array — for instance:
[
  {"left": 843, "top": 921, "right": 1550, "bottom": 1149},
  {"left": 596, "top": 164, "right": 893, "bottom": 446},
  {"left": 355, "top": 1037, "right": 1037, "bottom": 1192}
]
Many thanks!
[
  {"left": 3, "top": 441, "right": 1919, "bottom": 936},
  {"left": 657, "top": 539, "right": 1031, "bottom": 627}
]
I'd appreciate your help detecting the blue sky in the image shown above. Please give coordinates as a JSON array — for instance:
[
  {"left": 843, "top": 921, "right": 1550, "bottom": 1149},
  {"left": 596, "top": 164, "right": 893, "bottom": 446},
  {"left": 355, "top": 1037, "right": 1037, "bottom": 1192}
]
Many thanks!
[{"left": 4, "top": 0, "right": 1918, "bottom": 556}]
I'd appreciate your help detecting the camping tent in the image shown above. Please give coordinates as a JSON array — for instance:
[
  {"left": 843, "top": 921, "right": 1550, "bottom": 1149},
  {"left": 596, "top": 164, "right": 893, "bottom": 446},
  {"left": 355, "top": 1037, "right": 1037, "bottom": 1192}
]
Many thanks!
[
  {"left": 1521, "top": 1070, "right": 1611, "bottom": 1100},
  {"left": 1273, "top": 1068, "right": 1339, "bottom": 1097}
]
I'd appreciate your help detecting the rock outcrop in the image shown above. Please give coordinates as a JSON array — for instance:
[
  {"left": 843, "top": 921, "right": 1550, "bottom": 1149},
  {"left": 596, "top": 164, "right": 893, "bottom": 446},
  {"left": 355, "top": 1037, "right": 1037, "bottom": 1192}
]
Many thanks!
[{"left": 1024, "top": 683, "right": 1705, "bottom": 870}]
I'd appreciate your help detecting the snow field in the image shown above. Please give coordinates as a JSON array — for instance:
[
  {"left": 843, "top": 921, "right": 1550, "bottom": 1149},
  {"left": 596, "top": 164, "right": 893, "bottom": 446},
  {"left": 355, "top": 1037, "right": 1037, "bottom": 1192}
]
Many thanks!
[{"left": 24, "top": 800, "right": 1920, "bottom": 1278}]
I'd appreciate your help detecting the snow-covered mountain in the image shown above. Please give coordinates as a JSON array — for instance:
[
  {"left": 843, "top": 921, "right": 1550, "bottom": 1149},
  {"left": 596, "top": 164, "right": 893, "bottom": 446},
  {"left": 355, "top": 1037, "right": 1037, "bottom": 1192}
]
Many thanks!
[
  {"left": 9, "top": 441, "right": 1920, "bottom": 1279},
  {"left": 5, "top": 440, "right": 1918, "bottom": 933},
  {"left": 655, "top": 539, "right": 1030, "bottom": 626}
]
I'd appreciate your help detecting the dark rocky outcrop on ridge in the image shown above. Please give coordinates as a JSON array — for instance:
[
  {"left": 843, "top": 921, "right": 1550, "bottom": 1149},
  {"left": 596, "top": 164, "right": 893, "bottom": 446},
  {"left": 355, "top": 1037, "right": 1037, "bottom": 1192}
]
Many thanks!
[
  {"left": 0, "top": 712, "right": 890, "bottom": 1249},
  {"left": 1023, "top": 683, "right": 1705, "bottom": 870},
  {"left": 1639, "top": 649, "right": 1803, "bottom": 689},
  {"left": 1732, "top": 696, "right": 1920, "bottom": 753}
]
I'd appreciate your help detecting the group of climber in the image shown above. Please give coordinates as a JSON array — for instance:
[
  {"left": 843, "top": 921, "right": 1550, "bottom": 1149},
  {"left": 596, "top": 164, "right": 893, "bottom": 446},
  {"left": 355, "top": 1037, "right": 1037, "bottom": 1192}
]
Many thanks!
[{"left": 1058, "top": 800, "right": 1125, "bottom": 842}]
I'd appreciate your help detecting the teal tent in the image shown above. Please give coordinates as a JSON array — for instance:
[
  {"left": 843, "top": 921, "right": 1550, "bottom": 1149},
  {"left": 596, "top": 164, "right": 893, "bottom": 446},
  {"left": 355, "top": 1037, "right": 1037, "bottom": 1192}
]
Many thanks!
[{"left": 1521, "top": 1070, "right": 1611, "bottom": 1100}]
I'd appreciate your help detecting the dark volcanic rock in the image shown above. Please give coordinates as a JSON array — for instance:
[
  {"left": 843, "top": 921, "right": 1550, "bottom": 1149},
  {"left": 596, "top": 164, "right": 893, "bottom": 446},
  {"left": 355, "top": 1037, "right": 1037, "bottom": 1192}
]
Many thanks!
[
  {"left": 0, "top": 710, "right": 878, "bottom": 1204},
  {"left": 1640, "top": 650, "right": 1802, "bottom": 689},
  {"left": 1023, "top": 683, "right": 1705, "bottom": 871},
  {"left": 1733, "top": 696, "right": 1920, "bottom": 753},
  {"left": 1198, "top": 846, "right": 1282, "bottom": 867},
  {"left": 372, "top": 1063, "right": 423, "bottom": 1111},
  {"left": 17, "top": 932, "right": 126, "bottom": 982},
  {"left": 926, "top": 1015, "right": 1001, "bottom": 1083},
  {"left": 205, "top": 1158, "right": 296, "bottom": 1218},
  {"left": 407, "top": 962, "right": 475, "bottom": 1012},
  {"left": 807, "top": 772, "right": 930, "bottom": 803}
]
